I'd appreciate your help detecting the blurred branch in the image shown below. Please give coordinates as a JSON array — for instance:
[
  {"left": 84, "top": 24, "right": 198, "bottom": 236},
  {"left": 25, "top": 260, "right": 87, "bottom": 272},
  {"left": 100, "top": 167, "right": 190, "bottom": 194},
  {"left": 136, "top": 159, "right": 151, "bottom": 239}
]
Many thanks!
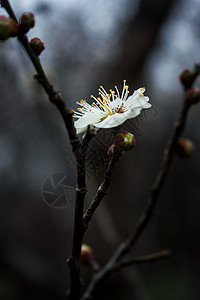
[
  {"left": 110, "top": 250, "right": 171, "bottom": 273},
  {"left": 109, "top": 0, "right": 177, "bottom": 85},
  {"left": 1, "top": 0, "right": 17, "bottom": 22}
]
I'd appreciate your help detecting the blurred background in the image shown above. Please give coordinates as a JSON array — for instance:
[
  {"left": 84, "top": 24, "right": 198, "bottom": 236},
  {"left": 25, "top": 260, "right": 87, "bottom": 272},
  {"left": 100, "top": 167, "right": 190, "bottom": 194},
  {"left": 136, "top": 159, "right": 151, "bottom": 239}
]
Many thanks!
[{"left": 0, "top": 0, "right": 200, "bottom": 299}]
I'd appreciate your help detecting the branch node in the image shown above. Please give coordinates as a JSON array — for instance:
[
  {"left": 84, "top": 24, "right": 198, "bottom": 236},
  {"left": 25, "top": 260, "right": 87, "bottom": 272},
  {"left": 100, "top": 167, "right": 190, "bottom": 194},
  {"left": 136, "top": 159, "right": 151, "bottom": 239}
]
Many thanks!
[{"left": 76, "top": 187, "right": 87, "bottom": 194}]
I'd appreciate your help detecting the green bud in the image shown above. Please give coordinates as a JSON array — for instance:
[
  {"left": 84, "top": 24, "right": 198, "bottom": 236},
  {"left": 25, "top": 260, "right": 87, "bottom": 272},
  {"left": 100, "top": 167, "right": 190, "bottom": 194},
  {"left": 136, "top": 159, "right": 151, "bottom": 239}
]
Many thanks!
[
  {"left": 114, "top": 131, "right": 136, "bottom": 152},
  {"left": 0, "top": 15, "right": 18, "bottom": 41}
]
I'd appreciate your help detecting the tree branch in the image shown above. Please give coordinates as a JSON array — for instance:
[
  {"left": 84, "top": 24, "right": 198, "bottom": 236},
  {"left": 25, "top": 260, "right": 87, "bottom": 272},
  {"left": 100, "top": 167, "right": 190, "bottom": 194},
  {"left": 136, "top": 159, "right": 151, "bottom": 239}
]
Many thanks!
[
  {"left": 83, "top": 150, "right": 120, "bottom": 232},
  {"left": 1, "top": 1, "right": 87, "bottom": 299},
  {"left": 82, "top": 98, "right": 192, "bottom": 300},
  {"left": 110, "top": 250, "right": 171, "bottom": 273}
]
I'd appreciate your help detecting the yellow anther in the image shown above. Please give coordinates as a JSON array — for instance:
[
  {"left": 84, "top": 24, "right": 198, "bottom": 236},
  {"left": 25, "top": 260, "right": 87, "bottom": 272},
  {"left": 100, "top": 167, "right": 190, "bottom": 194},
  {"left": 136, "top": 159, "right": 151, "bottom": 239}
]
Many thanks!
[
  {"left": 140, "top": 93, "right": 144, "bottom": 97},
  {"left": 123, "top": 80, "right": 126, "bottom": 83},
  {"left": 125, "top": 85, "right": 129, "bottom": 89}
]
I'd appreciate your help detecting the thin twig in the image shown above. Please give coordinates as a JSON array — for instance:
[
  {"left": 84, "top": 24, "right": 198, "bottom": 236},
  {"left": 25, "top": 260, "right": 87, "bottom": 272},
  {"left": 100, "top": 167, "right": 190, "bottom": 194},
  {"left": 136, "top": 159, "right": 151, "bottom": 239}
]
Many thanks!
[
  {"left": 83, "top": 150, "right": 120, "bottom": 232},
  {"left": 82, "top": 99, "right": 191, "bottom": 300},
  {"left": 110, "top": 250, "right": 171, "bottom": 273}
]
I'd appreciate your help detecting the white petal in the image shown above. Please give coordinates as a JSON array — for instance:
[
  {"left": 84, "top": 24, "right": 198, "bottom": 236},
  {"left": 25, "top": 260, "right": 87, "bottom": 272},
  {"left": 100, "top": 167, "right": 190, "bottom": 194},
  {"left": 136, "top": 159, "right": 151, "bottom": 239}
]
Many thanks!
[
  {"left": 75, "top": 111, "right": 102, "bottom": 127},
  {"left": 76, "top": 126, "right": 88, "bottom": 134},
  {"left": 142, "top": 102, "right": 152, "bottom": 109},
  {"left": 125, "top": 95, "right": 150, "bottom": 107},
  {"left": 94, "top": 111, "right": 131, "bottom": 128}
]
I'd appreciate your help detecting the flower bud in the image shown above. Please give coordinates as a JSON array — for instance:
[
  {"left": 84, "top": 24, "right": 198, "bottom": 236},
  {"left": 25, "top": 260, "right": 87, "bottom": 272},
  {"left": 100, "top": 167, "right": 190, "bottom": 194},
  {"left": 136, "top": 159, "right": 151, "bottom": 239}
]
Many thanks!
[
  {"left": 80, "top": 244, "right": 93, "bottom": 264},
  {"left": 179, "top": 69, "right": 195, "bottom": 90},
  {"left": 20, "top": 12, "right": 35, "bottom": 34},
  {"left": 176, "top": 138, "right": 195, "bottom": 159},
  {"left": 0, "top": 15, "right": 18, "bottom": 41},
  {"left": 30, "top": 37, "right": 45, "bottom": 56},
  {"left": 114, "top": 131, "right": 136, "bottom": 152},
  {"left": 185, "top": 88, "right": 200, "bottom": 105}
]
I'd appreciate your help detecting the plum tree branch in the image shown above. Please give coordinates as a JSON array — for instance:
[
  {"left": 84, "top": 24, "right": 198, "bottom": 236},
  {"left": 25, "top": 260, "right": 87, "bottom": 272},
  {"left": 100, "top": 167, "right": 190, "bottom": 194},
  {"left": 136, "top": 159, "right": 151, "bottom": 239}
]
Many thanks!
[
  {"left": 83, "top": 149, "right": 121, "bottom": 232},
  {"left": 1, "top": 1, "right": 88, "bottom": 299},
  {"left": 110, "top": 250, "right": 171, "bottom": 273}
]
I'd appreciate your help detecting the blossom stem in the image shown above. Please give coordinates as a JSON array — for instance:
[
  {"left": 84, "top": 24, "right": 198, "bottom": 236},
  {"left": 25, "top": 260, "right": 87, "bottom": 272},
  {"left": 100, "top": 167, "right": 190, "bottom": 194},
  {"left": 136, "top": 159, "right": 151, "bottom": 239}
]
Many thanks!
[
  {"left": 83, "top": 149, "right": 120, "bottom": 232},
  {"left": 82, "top": 97, "right": 191, "bottom": 300}
]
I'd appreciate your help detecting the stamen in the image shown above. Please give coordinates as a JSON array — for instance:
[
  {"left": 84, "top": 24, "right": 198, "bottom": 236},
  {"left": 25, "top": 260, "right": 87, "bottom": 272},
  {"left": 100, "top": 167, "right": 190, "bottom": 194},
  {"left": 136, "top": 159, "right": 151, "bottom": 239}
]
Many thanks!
[
  {"left": 121, "top": 80, "right": 126, "bottom": 100},
  {"left": 100, "top": 85, "right": 108, "bottom": 96},
  {"left": 115, "top": 85, "right": 120, "bottom": 98}
]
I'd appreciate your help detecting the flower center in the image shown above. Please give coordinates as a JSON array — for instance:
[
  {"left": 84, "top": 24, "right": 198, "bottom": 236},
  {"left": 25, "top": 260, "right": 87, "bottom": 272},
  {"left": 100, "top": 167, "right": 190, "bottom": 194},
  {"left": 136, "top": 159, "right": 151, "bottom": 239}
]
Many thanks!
[{"left": 73, "top": 80, "right": 136, "bottom": 119}]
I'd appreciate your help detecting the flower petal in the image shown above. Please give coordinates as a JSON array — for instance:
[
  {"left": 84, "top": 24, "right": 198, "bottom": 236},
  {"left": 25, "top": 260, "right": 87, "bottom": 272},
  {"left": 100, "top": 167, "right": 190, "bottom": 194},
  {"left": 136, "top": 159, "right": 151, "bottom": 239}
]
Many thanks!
[
  {"left": 74, "top": 110, "right": 104, "bottom": 131},
  {"left": 94, "top": 110, "right": 131, "bottom": 128},
  {"left": 73, "top": 82, "right": 151, "bottom": 134}
]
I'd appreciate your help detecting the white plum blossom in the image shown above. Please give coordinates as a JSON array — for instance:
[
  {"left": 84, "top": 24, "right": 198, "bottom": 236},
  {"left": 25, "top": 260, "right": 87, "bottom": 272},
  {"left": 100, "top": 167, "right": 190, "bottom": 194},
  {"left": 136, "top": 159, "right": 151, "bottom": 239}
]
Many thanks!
[{"left": 73, "top": 80, "right": 151, "bottom": 134}]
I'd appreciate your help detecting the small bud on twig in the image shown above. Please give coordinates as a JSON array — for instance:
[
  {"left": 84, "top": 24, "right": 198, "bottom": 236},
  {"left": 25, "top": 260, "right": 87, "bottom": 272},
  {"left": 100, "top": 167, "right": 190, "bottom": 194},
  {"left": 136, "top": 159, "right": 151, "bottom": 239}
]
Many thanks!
[
  {"left": 80, "top": 244, "right": 93, "bottom": 264},
  {"left": 185, "top": 88, "right": 200, "bottom": 105},
  {"left": 176, "top": 138, "right": 195, "bottom": 159},
  {"left": 114, "top": 131, "right": 136, "bottom": 152},
  {"left": 0, "top": 15, "right": 19, "bottom": 41},
  {"left": 19, "top": 12, "right": 35, "bottom": 34},
  {"left": 30, "top": 37, "right": 45, "bottom": 56},
  {"left": 179, "top": 68, "right": 195, "bottom": 90}
]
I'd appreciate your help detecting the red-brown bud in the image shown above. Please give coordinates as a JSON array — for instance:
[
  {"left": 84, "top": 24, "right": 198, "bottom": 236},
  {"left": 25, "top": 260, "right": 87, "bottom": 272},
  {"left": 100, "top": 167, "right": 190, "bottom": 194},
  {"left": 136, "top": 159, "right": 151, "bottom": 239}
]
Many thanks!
[
  {"left": 185, "top": 88, "right": 200, "bottom": 105},
  {"left": 20, "top": 12, "right": 35, "bottom": 34},
  {"left": 179, "top": 68, "right": 195, "bottom": 90},
  {"left": 30, "top": 37, "right": 45, "bottom": 56},
  {"left": 80, "top": 244, "right": 93, "bottom": 264},
  {"left": 0, "top": 15, "right": 19, "bottom": 40},
  {"left": 176, "top": 138, "right": 195, "bottom": 159},
  {"left": 114, "top": 131, "right": 136, "bottom": 152}
]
